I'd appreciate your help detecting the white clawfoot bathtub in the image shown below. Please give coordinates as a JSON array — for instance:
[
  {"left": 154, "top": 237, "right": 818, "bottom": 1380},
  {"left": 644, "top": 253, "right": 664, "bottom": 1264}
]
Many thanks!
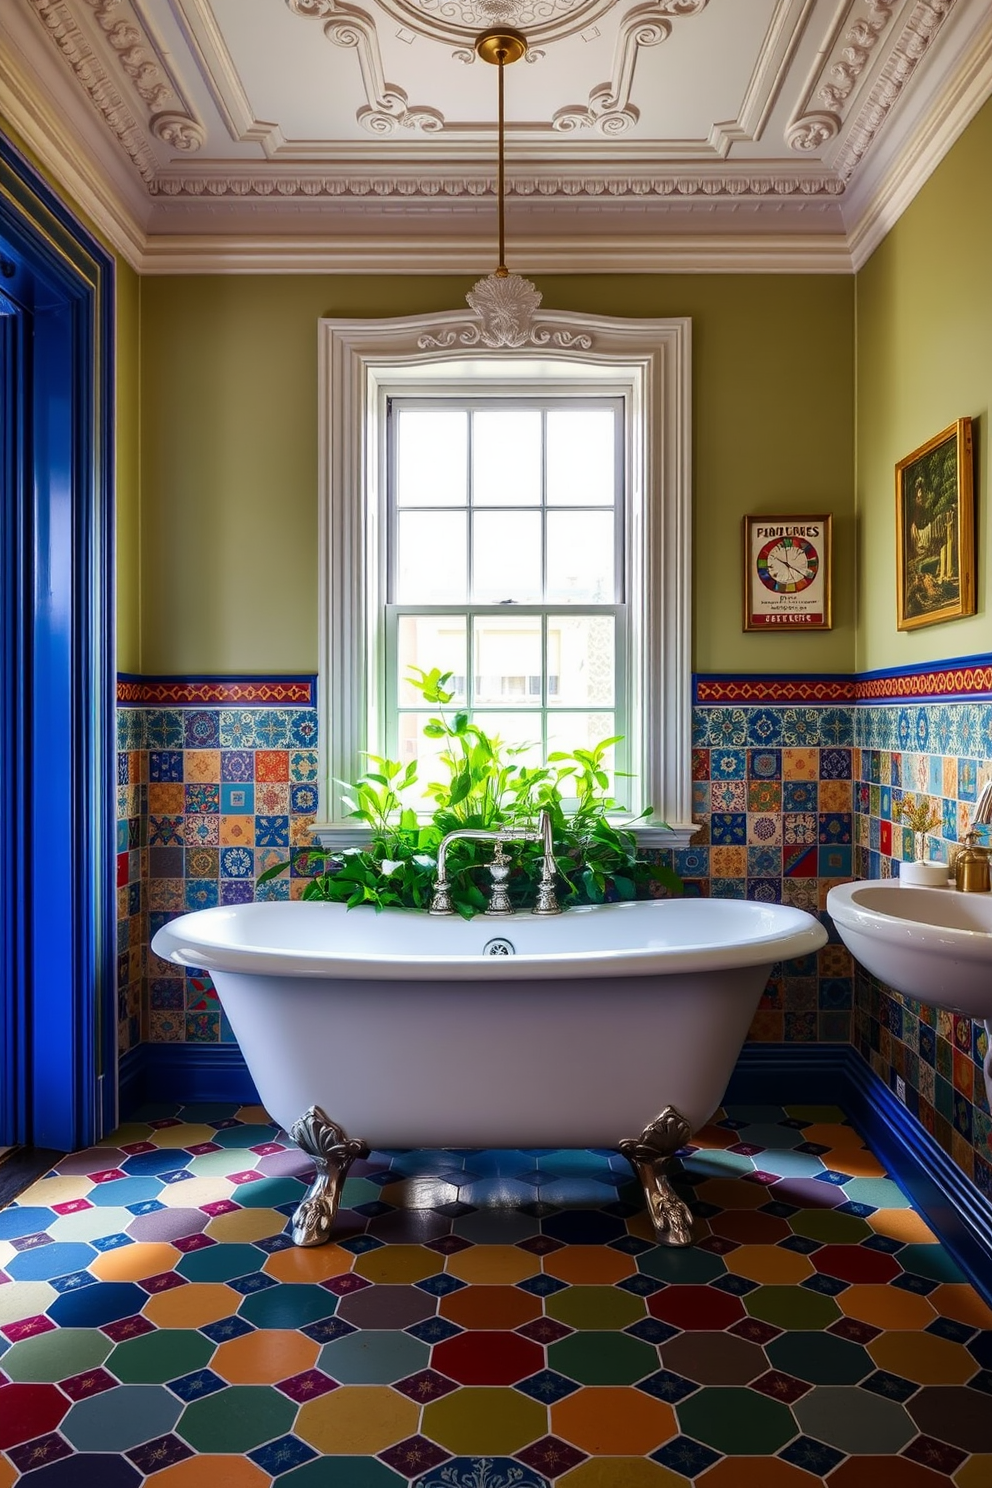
[{"left": 152, "top": 897, "right": 826, "bottom": 1246}]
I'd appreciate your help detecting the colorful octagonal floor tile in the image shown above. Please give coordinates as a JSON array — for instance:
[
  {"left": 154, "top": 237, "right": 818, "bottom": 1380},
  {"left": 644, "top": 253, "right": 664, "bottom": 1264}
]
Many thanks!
[{"left": 2, "top": 1102, "right": 991, "bottom": 1483}]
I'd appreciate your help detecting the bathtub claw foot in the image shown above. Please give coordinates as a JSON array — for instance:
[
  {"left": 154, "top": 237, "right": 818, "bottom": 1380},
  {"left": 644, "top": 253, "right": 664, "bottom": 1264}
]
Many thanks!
[
  {"left": 289, "top": 1106, "right": 370, "bottom": 1247},
  {"left": 620, "top": 1106, "right": 694, "bottom": 1247}
]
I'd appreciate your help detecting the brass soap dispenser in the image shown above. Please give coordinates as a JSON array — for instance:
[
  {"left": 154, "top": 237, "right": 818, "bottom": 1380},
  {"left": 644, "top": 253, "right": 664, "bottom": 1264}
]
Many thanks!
[{"left": 954, "top": 831, "right": 991, "bottom": 893}]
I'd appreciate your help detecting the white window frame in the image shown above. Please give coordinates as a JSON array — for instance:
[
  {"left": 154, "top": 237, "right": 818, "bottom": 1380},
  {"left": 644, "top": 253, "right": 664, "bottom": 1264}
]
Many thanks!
[{"left": 315, "top": 308, "right": 694, "bottom": 849}]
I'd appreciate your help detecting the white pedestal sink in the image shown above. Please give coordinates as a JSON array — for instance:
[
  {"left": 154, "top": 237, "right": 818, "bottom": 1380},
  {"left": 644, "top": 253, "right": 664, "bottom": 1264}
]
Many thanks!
[{"left": 827, "top": 878, "right": 992, "bottom": 1105}]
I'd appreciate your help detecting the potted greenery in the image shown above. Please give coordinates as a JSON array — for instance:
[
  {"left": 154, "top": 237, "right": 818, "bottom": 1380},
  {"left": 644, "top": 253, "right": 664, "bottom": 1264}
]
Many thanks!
[{"left": 259, "top": 668, "right": 681, "bottom": 916}]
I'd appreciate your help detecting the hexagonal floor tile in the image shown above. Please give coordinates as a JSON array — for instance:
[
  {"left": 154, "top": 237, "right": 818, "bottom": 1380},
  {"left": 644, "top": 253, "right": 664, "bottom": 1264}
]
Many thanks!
[
  {"left": 648, "top": 1285, "right": 745, "bottom": 1332},
  {"left": 439, "top": 1284, "right": 541, "bottom": 1332},
  {"left": 178, "top": 1383, "right": 297, "bottom": 1452},
  {"left": 676, "top": 1385, "right": 795, "bottom": 1454},
  {"left": 424, "top": 1386, "right": 547, "bottom": 1456},
  {"left": 296, "top": 1384, "right": 420, "bottom": 1453},
  {"left": 546, "top": 1286, "right": 645, "bottom": 1332},
  {"left": 318, "top": 1329, "right": 428, "bottom": 1384},
  {"left": 548, "top": 1330, "right": 658, "bottom": 1385},
  {"left": 659, "top": 1331, "right": 767, "bottom": 1385},
  {"left": 1, "top": 1328, "right": 112, "bottom": 1382},
  {"left": 432, "top": 1330, "right": 543, "bottom": 1385},
  {"left": 744, "top": 1285, "right": 840, "bottom": 1331},
  {"left": 62, "top": 1383, "right": 183, "bottom": 1451},
  {"left": 793, "top": 1383, "right": 915, "bottom": 1453},
  {"left": 765, "top": 1330, "right": 872, "bottom": 1384},
  {"left": 108, "top": 1328, "right": 214, "bottom": 1383},
  {"left": 552, "top": 1385, "right": 676, "bottom": 1455}
]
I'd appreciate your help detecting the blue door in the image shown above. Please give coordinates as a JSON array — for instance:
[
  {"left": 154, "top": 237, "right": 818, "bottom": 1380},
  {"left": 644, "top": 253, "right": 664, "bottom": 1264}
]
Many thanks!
[{"left": 0, "top": 133, "right": 116, "bottom": 1152}]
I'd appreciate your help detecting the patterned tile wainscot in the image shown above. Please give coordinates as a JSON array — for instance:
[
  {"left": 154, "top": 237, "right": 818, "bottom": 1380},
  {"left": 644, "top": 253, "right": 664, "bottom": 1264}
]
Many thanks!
[
  {"left": 118, "top": 677, "right": 319, "bottom": 1053},
  {"left": 118, "top": 663, "right": 992, "bottom": 1219},
  {"left": 852, "top": 671, "right": 992, "bottom": 1203},
  {"left": 691, "top": 676, "right": 857, "bottom": 1047}
]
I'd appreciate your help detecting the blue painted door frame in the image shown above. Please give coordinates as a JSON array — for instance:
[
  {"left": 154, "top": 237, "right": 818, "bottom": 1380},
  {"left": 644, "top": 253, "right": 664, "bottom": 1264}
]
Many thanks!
[{"left": 0, "top": 133, "right": 116, "bottom": 1151}]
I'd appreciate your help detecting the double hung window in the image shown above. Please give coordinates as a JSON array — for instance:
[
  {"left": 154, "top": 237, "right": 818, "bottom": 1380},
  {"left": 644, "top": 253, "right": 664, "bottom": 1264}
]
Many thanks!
[
  {"left": 386, "top": 396, "right": 624, "bottom": 792},
  {"left": 316, "top": 310, "right": 693, "bottom": 846}
]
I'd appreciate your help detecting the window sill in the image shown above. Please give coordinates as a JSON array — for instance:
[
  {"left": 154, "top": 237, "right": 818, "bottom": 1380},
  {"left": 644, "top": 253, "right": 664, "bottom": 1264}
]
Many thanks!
[{"left": 309, "top": 821, "right": 699, "bottom": 853}]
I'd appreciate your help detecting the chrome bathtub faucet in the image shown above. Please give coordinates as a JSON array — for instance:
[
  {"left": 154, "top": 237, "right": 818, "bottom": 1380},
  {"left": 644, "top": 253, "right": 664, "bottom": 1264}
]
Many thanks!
[{"left": 429, "top": 807, "right": 561, "bottom": 916}]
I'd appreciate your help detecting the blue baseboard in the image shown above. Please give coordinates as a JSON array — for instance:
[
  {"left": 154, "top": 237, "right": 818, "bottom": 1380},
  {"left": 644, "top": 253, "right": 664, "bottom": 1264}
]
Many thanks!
[
  {"left": 120, "top": 1038, "right": 991, "bottom": 1306},
  {"left": 121, "top": 1042, "right": 259, "bottom": 1109}
]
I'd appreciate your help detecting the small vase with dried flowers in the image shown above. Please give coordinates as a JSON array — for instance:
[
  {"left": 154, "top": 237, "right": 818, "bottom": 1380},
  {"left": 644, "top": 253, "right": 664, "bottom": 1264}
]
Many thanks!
[{"left": 892, "top": 794, "right": 947, "bottom": 885}]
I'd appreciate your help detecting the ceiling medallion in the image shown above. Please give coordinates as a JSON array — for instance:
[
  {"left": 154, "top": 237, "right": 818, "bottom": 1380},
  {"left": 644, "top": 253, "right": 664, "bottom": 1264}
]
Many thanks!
[
  {"left": 377, "top": 0, "right": 617, "bottom": 48},
  {"left": 421, "top": 27, "right": 591, "bottom": 352}
]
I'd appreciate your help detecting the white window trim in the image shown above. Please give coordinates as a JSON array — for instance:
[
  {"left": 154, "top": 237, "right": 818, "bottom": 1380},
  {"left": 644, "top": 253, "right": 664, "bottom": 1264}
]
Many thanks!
[{"left": 314, "top": 307, "right": 694, "bottom": 849}]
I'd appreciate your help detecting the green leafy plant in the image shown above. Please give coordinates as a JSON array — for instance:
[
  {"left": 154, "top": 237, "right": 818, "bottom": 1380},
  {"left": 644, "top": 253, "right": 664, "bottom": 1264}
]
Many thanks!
[{"left": 259, "top": 667, "right": 682, "bottom": 916}]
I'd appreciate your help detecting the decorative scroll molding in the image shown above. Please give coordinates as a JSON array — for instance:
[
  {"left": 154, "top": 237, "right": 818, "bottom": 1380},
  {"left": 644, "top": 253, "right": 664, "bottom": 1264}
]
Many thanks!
[
  {"left": 788, "top": 0, "right": 898, "bottom": 153},
  {"left": 554, "top": 4, "right": 679, "bottom": 135},
  {"left": 418, "top": 272, "right": 594, "bottom": 349},
  {"left": 833, "top": 0, "right": 955, "bottom": 180},
  {"left": 27, "top": 0, "right": 159, "bottom": 180},
  {"left": 287, "top": 0, "right": 444, "bottom": 134},
  {"left": 81, "top": 0, "right": 204, "bottom": 149},
  {"left": 150, "top": 169, "right": 845, "bottom": 199}
]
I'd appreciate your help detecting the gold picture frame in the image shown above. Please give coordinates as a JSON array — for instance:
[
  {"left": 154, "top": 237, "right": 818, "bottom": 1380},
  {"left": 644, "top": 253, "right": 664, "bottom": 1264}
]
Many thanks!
[
  {"left": 742, "top": 514, "right": 832, "bottom": 631},
  {"left": 895, "top": 418, "right": 974, "bottom": 631}
]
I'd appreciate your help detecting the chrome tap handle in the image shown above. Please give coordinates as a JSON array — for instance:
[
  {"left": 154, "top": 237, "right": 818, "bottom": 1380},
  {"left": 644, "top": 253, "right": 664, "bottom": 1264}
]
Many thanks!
[
  {"left": 534, "top": 808, "right": 561, "bottom": 915},
  {"left": 485, "top": 838, "right": 515, "bottom": 916}
]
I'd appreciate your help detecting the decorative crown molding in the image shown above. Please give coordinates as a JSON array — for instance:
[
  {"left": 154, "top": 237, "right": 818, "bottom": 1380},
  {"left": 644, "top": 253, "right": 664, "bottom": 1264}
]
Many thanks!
[
  {"left": 27, "top": 0, "right": 160, "bottom": 181},
  {"left": 147, "top": 168, "right": 845, "bottom": 201},
  {"left": 788, "top": 0, "right": 898, "bottom": 153},
  {"left": 833, "top": 0, "right": 955, "bottom": 182},
  {"left": 82, "top": 0, "right": 204, "bottom": 150}
]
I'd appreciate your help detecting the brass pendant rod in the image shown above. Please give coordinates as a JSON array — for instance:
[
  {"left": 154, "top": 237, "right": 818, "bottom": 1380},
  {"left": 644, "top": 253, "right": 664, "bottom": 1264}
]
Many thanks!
[
  {"left": 475, "top": 29, "right": 526, "bottom": 280},
  {"left": 497, "top": 49, "right": 506, "bottom": 275}
]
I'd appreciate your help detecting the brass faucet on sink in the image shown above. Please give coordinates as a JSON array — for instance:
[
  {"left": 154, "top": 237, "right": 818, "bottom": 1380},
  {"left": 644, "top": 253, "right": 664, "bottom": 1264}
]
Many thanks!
[{"left": 955, "top": 780, "right": 992, "bottom": 892}]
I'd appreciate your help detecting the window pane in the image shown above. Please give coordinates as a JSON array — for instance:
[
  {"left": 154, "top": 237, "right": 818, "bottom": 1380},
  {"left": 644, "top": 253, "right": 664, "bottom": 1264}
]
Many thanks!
[
  {"left": 396, "top": 712, "right": 456, "bottom": 793},
  {"left": 396, "top": 511, "right": 467, "bottom": 602},
  {"left": 472, "top": 510, "right": 542, "bottom": 602},
  {"left": 547, "top": 409, "right": 615, "bottom": 506},
  {"left": 473, "top": 410, "right": 542, "bottom": 506},
  {"left": 546, "top": 511, "right": 615, "bottom": 602},
  {"left": 547, "top": 615, "right": 615, "bottom": 707},
  {"left": 473, "top": 617, "right": 542, "bottom": 707},
  {"left": 471, "top": 712, "right": 544, "bottom": 769},
  {"left": 546, "top": 713, "right": 617, "bottom": 794},
  {"left": 396, "top": 410, "right": 467, "bottom": 507},
  {"left": 397, "top": 615, "right": 466, "bottom": 706}
]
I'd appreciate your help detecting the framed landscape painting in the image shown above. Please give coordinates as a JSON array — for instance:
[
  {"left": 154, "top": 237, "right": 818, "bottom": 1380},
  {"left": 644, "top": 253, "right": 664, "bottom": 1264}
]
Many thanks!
[{"left": 895, "top": 417, "right": 974, "bottom": 631}]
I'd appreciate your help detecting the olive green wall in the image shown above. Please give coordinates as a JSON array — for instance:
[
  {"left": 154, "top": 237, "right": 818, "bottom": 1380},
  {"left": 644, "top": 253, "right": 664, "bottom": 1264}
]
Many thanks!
[
  {"left": 856, "top": 96, "right": 992, "bottom": 672},
  {"left": 139, "top": 273, "right": 855, "bottom": 676}
]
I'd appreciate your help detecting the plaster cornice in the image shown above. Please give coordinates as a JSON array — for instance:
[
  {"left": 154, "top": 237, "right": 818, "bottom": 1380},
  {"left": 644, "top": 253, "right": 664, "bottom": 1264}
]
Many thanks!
[
  {"left": 2, "top": 0, "right": 991, "bottom": 273},
  {"left": 136, "top": 229, "right": 856, "bottom": 275},
  {"left": 845, "top": 5, "right": 992, "bottom": 269},
  {"left": 0, "top": 2, "right": 148, "bottom": 267}
]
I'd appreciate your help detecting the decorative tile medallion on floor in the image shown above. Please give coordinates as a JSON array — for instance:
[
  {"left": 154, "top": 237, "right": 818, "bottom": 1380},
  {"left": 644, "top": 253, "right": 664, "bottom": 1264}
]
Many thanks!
[{"left": 2, "top": 1105, "right": 991, "bottom": 1484}]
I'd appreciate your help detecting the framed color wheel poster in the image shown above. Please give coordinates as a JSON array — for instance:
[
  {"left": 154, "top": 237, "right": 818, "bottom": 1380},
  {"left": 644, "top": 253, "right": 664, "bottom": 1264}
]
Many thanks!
[{"left": 743, "top": 514, "right": 832, "bottom": 631}]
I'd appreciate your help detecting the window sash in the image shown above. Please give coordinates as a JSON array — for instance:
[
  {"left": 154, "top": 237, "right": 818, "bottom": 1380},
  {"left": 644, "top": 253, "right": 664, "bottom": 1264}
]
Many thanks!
[
  {"left": 385, "top": 396, "right": 625, "bottom": 608},
  {"left": 384, "top": 603, "right": 629, "bottom": 795}
]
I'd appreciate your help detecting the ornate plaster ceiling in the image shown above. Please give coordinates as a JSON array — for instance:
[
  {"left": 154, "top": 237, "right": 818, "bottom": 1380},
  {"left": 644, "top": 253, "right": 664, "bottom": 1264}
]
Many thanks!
[{"left": 2, "top": 0, "right": 991, "bottom": 270}]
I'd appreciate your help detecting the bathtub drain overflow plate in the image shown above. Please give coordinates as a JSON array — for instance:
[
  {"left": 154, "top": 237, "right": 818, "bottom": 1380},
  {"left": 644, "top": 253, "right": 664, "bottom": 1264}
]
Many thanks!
[{"left": 483, "top": 937, "right": 515, "bottom": 956}]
